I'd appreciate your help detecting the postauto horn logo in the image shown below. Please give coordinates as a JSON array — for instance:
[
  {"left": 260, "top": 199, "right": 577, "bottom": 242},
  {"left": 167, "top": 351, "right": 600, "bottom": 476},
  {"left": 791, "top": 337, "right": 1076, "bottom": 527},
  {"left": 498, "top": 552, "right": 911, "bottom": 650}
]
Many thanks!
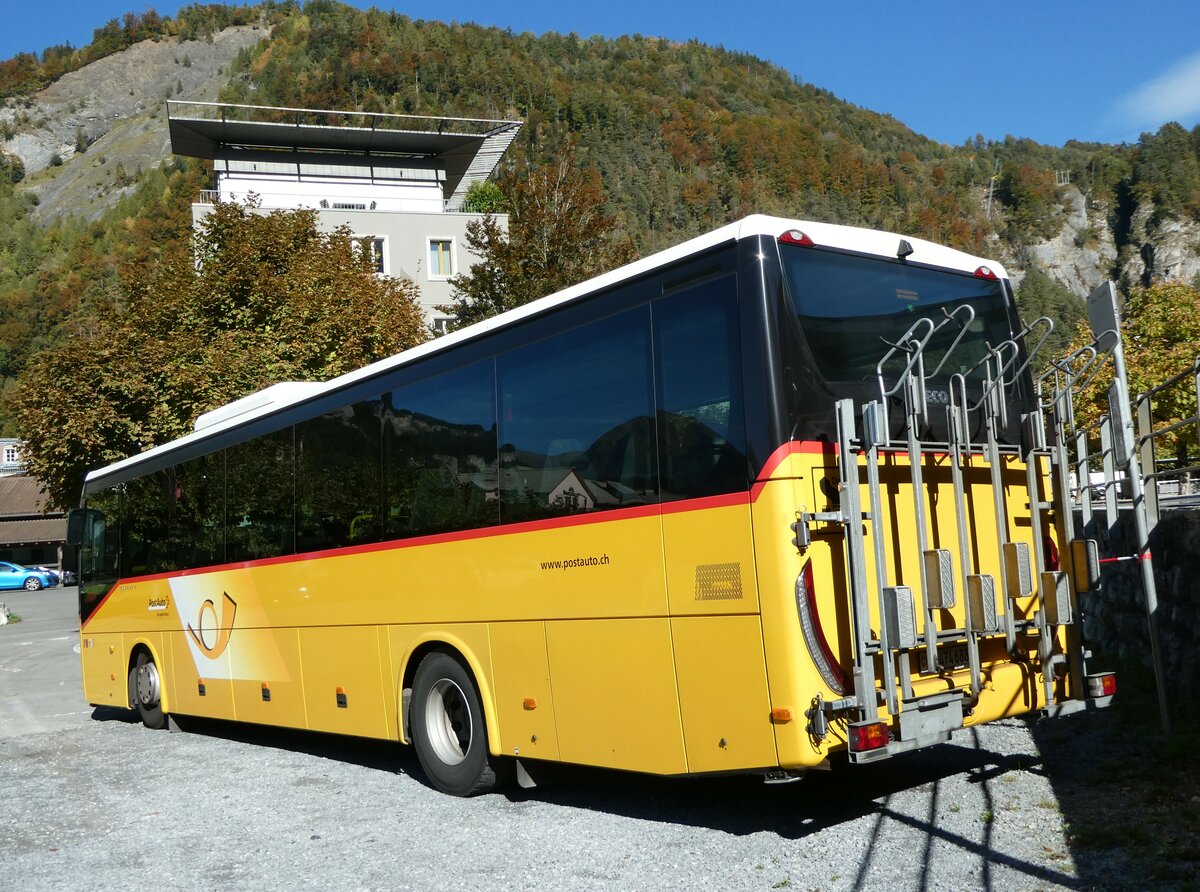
[{"left": 186, "top": 591, "right": 238, "bottom": 659}]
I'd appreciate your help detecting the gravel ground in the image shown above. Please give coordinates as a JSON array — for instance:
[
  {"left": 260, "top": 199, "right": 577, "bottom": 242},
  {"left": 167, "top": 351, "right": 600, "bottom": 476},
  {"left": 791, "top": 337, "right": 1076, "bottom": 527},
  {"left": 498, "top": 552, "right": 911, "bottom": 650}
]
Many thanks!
[{"left": 1, "top": 708, "right": 1103, "bottom": 892}]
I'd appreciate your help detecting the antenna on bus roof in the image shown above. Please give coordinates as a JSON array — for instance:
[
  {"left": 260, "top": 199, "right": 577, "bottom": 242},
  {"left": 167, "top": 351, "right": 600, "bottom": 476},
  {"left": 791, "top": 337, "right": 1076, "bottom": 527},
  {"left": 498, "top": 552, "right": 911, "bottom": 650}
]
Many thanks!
[{"left": 897, "top": 239, "right": 914, "bottom": 259}]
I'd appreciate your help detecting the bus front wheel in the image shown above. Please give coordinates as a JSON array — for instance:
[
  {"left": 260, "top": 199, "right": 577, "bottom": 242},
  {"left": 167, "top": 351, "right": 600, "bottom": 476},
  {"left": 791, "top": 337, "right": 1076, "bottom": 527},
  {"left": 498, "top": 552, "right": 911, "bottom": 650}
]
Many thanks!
[
  {"left": 411, "top": 651, "right": 508, "bottom": 796},
  {"left": 128, "top": 650, "right": 167, "bottom": 730}
]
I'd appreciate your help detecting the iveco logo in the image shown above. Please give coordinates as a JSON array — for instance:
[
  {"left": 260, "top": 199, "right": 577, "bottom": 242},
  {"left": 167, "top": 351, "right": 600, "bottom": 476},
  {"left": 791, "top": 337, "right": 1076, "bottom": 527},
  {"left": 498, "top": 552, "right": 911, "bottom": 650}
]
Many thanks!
[{"left": 927, "top": 388, "right": 950, "bottom": 405}]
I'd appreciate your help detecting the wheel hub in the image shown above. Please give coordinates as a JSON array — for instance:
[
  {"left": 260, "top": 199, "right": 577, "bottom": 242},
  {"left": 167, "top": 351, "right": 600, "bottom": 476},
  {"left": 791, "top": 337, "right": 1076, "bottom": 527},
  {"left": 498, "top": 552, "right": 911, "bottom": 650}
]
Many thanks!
[
  {"left": 136, "top": 661, "right": 160, "bottom": 708},
  {"left": 425, "top": 678, "right": 471, "bottom": 766}
]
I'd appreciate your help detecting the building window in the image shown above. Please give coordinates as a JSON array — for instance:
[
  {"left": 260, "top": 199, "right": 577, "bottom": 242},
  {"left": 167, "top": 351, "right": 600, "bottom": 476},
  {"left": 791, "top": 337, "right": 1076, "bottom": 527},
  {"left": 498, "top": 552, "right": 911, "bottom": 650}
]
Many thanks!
[
  {"left": 3, "top": 446, "right": 18, "bottom": 465},
  {"left": 431, "top": 317, "right": 454, "bottom": 336},
  {"left": 428, "top": 238, "right": 456, "bottom": 279},
  {"left": 356, "top": 237, "right": 387, "bottom": 275}
]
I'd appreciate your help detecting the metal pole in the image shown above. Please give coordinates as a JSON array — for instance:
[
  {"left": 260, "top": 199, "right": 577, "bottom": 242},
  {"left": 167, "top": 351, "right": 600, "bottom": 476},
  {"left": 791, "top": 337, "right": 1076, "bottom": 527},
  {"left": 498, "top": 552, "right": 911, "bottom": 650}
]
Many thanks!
[{"left": 1109, "top": 325, "right": 1171, "bottom": 736}]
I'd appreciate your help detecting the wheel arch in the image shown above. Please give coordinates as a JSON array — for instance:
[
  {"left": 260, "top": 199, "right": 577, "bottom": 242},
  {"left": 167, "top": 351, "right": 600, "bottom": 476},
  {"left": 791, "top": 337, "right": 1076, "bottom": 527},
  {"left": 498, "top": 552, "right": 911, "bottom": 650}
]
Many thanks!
[
  {"left": 126, "top": 637, "right": 170, "bottom": 716},
  {"left": 397, "top": 631, "right": 498, "bottom": 754}
]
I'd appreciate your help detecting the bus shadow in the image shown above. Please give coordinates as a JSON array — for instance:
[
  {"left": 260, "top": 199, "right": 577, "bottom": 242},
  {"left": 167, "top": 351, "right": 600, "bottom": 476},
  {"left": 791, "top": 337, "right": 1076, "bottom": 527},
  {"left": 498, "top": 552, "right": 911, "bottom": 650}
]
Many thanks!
[{"left": 517, "top": 740, "right": 1032, "bottom": 839}]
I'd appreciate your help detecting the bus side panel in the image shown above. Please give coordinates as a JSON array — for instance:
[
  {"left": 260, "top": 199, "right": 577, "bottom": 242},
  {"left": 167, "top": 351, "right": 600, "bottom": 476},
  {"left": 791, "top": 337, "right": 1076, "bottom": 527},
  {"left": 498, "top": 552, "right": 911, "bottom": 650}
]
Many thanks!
[
  {"left": 663, "top": 501, "right": 759, "bottom": 615},
  {"left": 79, "top": 631, "right": 127, "bottom": 708},
  {"left": 488, "top": 621, "right": 560, "bottom": 761},
  {"left": 751, "top": 472, "right": 846, "bottom": 769},
  {"left": 167, "top": 628, "right": 234, "bottom": 720},
  {"left": 671, "top": 615, "right": 777, "bottom": 772},
  {"left": 388, "top": 623, "right": 494, "bottom": 746},
  {"left": 545, "top": 618, "right": 687, "bottom": 774},
  {"left": 300, "top": 626, "right": 389, "bottom": 738},
  {"left": 232, "top": 628, "right": 306, "bottom": 729}
]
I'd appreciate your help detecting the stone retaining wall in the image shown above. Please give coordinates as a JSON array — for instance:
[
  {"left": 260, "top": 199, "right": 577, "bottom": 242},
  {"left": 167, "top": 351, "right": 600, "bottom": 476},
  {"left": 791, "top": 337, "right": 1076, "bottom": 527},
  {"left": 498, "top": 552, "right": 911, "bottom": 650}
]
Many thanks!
[{"left": 1080, "top": 507, "right": 1200, "bottom": 713}]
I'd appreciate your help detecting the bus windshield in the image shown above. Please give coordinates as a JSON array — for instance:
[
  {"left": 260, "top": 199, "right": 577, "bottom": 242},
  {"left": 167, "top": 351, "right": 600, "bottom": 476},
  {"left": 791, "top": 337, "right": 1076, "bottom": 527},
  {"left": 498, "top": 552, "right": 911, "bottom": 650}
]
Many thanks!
[{"left": 781, "top": 246, "right": 1016, "bottom": 389}]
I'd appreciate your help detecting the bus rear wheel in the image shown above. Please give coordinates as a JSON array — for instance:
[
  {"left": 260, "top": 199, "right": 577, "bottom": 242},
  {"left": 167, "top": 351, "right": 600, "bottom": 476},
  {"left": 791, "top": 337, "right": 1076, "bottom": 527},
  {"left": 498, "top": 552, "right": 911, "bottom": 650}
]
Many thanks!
[
  {"left": 411, "top": 651, "right": 508, "bottom": 796},
  {"left": 128, "top": 650, "right": 167, "bottom": 730}
]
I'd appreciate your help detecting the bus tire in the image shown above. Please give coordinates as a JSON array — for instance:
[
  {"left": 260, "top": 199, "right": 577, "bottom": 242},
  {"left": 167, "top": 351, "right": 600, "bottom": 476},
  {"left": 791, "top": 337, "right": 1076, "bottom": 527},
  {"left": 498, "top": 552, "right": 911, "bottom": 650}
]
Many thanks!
[
  {"left": 128, "top": 650, "right": 167, "bottom": 730},
  {"left": 411, "top": 651, "right": 507, "bottom": 796}
]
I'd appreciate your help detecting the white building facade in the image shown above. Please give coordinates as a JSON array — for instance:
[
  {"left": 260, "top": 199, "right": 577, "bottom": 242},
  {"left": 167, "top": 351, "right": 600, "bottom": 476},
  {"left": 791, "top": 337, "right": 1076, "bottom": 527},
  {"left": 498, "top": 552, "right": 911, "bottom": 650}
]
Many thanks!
[{"left": 167, "top": 101, "right": 521, "bottom": 331}]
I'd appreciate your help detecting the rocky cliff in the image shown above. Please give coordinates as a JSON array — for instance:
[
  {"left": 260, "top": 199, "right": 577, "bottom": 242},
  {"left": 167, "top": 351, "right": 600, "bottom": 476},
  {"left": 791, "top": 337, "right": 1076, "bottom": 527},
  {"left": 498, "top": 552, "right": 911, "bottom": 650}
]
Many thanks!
[{"left": 0, "top": 26, "right": 263, "bottom": 221}]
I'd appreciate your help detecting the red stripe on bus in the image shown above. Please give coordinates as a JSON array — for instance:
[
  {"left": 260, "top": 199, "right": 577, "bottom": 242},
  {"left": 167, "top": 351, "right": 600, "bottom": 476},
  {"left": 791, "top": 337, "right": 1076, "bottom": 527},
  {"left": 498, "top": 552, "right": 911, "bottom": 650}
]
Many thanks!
[{"left": 80, "top": 441, "right": 832, "bottom": 627}]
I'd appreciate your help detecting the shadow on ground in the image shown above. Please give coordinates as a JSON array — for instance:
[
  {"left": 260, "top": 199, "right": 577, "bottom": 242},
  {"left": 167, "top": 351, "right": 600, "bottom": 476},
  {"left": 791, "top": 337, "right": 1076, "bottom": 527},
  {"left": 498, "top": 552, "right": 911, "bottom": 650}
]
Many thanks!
[
  {"left": 89, "top": 704, "right": 1093, "bottom": 889},
  {"left": 1030, "top": 683, "right": 1200, "bottom": 891}
]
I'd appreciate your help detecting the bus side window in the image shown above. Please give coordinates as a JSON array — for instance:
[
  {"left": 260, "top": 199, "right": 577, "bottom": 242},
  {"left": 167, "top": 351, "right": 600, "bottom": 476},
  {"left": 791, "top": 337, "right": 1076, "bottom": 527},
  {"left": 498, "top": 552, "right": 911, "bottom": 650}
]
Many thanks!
[
  {"left": 226, "top": 429, "right": 296, "bottom": 563},
  {"left": 384, "top": 359, "right": 499, "bottom": 540},
  {"left": 297, "top": 399, "right": 384, "bottom": 552},
  {"left": 121, "top": 471, "right": 171, "bottom": 576},
  {"left": 496, "top": 304, "right": 656, "bottom": 523},
  {"left": 653, "top": 275, "right": 748, "bottom": 500},
  {"left": 171, "top": 452, "right": 225, "bottom": 570}
]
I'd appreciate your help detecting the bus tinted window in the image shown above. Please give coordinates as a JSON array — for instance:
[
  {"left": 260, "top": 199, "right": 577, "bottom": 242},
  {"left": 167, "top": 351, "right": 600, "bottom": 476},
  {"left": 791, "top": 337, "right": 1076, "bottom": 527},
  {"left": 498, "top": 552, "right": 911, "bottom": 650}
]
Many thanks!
[
  {"left": 226, "top": 429, "right": 295, "bottom": 562},
  {"left": 171, "top": 453, "right": 225, "bottom": 570},
  {"left": 80, "top": 485, "right": 120, "bottom": 620},
  {"left": 497, "top": 306, "right": 655, "bottom": 523},
  {"left": 122, "top": 470, "right": 171, "bottom": 576},
  {"left": 298, "top": 400, "right": 383, "bottom": 552},
  {"left": 781, "top": 247, "right": 1012, "bottom": 385},
  {"left": 653, "top": 275, "right": 748, "bottom": 499},
  {"left": 385, "top": 360, "right": 498, "bottom": 539}
]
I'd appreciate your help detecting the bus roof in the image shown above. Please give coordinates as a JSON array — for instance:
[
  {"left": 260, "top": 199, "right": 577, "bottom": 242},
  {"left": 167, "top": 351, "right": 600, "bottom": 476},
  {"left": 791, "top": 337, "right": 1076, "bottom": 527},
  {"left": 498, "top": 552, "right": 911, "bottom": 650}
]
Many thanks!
[{"left": 84, "top": 214, "right": 1008, "bottom": 484}]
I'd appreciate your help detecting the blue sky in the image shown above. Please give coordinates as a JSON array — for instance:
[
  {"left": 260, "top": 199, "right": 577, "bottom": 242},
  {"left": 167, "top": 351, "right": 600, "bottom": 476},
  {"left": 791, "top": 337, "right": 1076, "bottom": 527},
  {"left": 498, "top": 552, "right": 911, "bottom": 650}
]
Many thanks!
[{"left": 4, "top": 0, "right": 1199, "bottom": 147}]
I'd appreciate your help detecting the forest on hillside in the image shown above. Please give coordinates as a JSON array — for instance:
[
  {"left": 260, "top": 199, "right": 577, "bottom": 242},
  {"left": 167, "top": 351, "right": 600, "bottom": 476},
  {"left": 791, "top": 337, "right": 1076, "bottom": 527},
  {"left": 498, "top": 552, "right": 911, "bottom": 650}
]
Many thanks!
[{"left": 2, "top": 0, "right": 1200, "bottom": 440}]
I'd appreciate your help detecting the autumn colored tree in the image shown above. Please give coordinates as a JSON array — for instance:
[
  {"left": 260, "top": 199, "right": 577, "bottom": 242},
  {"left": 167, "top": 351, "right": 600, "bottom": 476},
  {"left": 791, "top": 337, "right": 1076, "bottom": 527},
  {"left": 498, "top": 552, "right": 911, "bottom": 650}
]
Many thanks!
[
  {"left": 1067, "top": 281, "right": 1200, "bottom": 464},
  {"left": 442, "top": 151, "right": 635, "bottom": 327},
  {"left": 13, "top": 200, "right": 426, "bottom": 507}
]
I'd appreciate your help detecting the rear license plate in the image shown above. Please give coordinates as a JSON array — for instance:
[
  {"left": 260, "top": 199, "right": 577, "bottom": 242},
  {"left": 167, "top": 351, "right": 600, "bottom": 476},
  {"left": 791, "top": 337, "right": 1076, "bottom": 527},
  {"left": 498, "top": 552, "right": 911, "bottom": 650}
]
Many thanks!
[{"left": 938, "top": 642, "right": 969, "bottom": 671}]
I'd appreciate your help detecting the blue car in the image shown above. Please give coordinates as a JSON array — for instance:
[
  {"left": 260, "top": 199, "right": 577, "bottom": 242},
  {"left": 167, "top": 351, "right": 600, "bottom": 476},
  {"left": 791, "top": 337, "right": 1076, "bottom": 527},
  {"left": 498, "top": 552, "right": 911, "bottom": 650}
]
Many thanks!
[{"left": 0, "top": 561, "right": 57, "bottom": 591}]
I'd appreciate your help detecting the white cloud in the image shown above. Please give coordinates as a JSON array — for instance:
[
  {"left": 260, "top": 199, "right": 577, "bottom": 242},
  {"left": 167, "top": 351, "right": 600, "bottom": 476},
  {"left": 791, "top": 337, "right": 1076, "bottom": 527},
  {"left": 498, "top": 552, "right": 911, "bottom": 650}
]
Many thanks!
[{"left": 1112, "top": 52, "right": 1200, "bottom": 133}]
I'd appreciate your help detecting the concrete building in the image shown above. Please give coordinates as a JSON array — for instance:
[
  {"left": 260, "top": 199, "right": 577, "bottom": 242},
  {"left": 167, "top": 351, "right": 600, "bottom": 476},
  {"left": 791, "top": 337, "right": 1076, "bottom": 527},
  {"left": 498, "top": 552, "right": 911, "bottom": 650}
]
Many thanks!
[
  {"left": 0, "top": 439, "right": 25, "bottom": 477},
  {"left": 166, "top": 101, "right": 521, "bottom": 331}
]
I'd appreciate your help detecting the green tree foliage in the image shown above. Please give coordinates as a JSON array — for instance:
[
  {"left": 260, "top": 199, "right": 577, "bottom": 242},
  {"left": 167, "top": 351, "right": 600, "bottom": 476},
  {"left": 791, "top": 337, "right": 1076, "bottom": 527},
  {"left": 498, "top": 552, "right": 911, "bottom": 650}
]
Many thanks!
[
  {"left": 996, "top": 162, "right": 1062, "bottom": 242},
  {"left": 442, "top": 151, "right": 635, "bottom": 327},
  {"left": 460, "top": 180, "right": 504, "bottom": 214},
  {"left": 1131, "top": 122, "right": 1200, "bottom": 220},
  {"left": 1015, "top": 267, "right": 1084, "bottom": 365},
  {"left": 0, "top": 150, "right": 24, "bottom": 184},
  {"left": 12, "top": 200, "right": 426, "bottom": 507}
]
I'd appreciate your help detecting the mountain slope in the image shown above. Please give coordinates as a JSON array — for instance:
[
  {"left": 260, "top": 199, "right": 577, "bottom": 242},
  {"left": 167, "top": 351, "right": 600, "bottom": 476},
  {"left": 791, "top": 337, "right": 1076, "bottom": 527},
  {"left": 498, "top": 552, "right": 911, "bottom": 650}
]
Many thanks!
[{"left": 2, "top": 25, "right": 264, "bottom": 221}]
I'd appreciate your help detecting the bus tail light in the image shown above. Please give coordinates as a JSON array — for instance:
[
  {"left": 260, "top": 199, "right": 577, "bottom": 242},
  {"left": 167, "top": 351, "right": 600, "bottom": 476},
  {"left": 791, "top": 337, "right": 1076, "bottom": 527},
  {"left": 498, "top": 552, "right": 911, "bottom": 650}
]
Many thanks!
[
  {"left": 974, "top": 265, "right": 998, "bottom": 280},
  {"left": 779, "top": 229, "right": 814, "bottom": 247},
  {"left": 848, "top": 720, "right": 889, "bottom": 753},
  {"left": 1044, "top": 535, "right": 1060, "bottom": 571},
  {"left": 795, "top": 561, "right": 848, "bottom": 695},
  {"left": 1086, "top": 672, "right": 1117, "bottom": 698}
]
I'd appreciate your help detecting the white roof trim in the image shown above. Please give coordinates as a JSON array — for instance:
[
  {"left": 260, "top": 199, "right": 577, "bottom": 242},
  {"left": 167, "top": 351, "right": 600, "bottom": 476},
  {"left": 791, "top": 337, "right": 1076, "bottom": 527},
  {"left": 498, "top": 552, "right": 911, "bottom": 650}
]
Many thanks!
[{"left": 85, "top": 214, "right": 1008, "bottom": 484}]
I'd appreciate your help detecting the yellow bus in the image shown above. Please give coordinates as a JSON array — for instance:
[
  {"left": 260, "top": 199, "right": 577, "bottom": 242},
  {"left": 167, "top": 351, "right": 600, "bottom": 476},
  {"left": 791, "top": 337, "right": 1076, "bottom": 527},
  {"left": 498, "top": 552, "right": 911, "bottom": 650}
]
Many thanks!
[{"left": 71, "top": 215, "right": 1114, "bottom": 796}]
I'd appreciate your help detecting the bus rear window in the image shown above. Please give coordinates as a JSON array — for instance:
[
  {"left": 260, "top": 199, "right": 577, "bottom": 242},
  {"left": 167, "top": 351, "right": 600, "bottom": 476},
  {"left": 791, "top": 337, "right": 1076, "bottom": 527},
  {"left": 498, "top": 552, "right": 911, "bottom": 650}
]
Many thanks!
[{"left": 781, "top": 247, "right": 1014, "bottom": 386}]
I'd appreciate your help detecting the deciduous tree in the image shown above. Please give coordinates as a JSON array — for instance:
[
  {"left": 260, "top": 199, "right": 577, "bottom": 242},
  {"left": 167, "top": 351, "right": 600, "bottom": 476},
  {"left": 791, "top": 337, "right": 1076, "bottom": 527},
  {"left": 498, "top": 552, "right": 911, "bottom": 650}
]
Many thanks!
[
  {"left": 441, "top": 150, "right": 635, "bottom": 328},
  {"left": 13, "top": 200, "right": 426, "bottom": 507}
]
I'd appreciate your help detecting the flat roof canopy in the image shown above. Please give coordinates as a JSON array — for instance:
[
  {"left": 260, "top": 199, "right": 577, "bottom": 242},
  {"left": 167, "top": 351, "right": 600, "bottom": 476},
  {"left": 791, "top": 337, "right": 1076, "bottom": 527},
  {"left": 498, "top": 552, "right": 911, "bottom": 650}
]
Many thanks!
[{"left": 167, "top": 101, "right": 521, "bottom": 203}]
